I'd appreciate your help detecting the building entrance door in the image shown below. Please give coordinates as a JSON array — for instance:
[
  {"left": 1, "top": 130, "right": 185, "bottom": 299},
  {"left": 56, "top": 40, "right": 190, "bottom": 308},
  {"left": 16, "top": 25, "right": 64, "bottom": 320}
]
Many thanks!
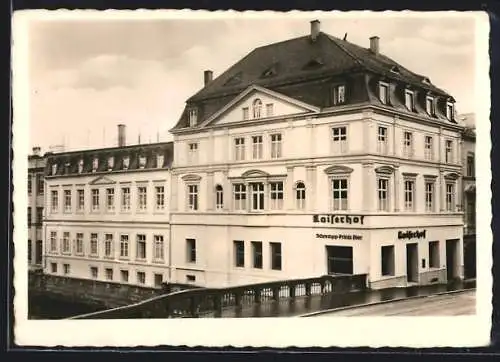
[
  {"left": 406, "top": 243, "right": 418, "bottom": 283},
  {"left": 446, "top": 239, "right": 460, "bottom": 281}
]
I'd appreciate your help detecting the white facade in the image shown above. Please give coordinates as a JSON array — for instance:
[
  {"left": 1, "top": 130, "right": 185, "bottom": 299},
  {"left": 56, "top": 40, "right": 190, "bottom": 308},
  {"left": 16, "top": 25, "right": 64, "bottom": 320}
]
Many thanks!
[{"left": 28, "top": 151, "right": 46, "bottom": 269}]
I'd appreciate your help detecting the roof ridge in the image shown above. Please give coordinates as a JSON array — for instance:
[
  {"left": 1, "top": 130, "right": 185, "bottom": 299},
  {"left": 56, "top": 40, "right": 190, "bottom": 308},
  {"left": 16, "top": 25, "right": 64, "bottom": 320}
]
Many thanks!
[{"left": 324, "top": 34, "right": 364, "bottom": 67}]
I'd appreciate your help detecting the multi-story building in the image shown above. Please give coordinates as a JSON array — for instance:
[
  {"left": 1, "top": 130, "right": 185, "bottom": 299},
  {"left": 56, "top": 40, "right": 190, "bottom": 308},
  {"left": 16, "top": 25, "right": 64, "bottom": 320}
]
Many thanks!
[
  {"left": 169, "top": 20, "right": 465, "bottom": 289},
  {"left": 43, "top": 125, "right": 174, "bottom": 288},
  {"left": 28, "top": 147, "right": 47, "bottom": 269}
]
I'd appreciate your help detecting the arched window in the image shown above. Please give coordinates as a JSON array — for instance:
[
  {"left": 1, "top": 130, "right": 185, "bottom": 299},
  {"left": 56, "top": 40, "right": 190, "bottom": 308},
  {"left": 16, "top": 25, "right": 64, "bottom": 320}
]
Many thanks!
[
  {"left": 253, "top": 99, "right": 262, "bottom": 119},
  {"left": 295, "top": 182, "right": 306, "bottom": 210},
  {"left": 215, "top": 184, "right": 224, "bottom": 210}
]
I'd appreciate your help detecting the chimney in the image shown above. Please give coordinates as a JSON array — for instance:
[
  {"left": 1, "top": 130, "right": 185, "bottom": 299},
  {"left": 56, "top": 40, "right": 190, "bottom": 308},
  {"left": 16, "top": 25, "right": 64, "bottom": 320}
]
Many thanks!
[
  {"left": 32, "top": 146, "right": 41, "bottom": 156},
  {"left": 204, "top": 70, "right": 213, "bottom": 86},
  {"left": 310, "top": 20, "right": 320, "bottom": 41},
  {"left": 370, "top": 36, "right": 380, "bottom": 54},
  {"left": 118, "top": 124, "right": 126, "bottom": 147}
]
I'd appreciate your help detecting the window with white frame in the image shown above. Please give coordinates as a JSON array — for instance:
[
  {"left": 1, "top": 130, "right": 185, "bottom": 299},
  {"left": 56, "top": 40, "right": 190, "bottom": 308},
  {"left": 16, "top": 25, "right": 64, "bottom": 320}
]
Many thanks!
[
  {"left": 64, "top": 190, "right": 71, "bottom": 212},
  {"left": 51, "top": 164, "right": 57, "bottom": 175},
  {"left": 445, "top": 140, "right": 453, "bottom": 163},
  {"left": 332, "top": 127, "right": 347, "bottom": 154},
  {"left": 123, "top": 156, "right": 130, "bottom": 170},
  {"left": 77, "top": 189, "right": 84, "bottom": 211},
  {"left": 121, "top": 187, "right": 130, "bottom": 211},
  {"left": 405, "top": 90, "right": 415, "bottom": 111},
  {"left": 188, "top": 108, "right": 198, "bottom": 127},
  {"left": 332, "top": 178, "right": 348, "bottom": 211},
  {"left": 120, "top": 269, "right": 129, "bottom": 282},
  {"left": 215, "top": 185, "right": 224, "bottom": 210},
  {"left": 425, "top": 181, "right": 435, "bottom": 212},
  {"left": 156, "top": 154, "right": 164, "bottom": 168},
  {"left": 266, "top": 103, "right": 274, "bottom": 117},
  {"left": 120, "top": 234, "right": 129, "bottom": 258},
  {"left": 90, "top": 233, "right": 98, "bottom": 256},
  {"left": 404, "top": 179, "right": 415, "bottom": 211},
  {"left": 188, "top": 142, "right": 198, "bottom": 164},
  {"left": 403, "top": 131, "right": 413, "bottom": 158},
  {"left": 250, "top": 182, "right": 265, "bottom": 211},
  {"left": 270, "top": 133, "right": 282, "bottom": 159},
  {"left": 379, "top": 82, "right": 389, "bottom": 104},
  {"left": 233, "top": 183, "right": 247, "bottom": 211},
  {"left": 377, "top": 178, "right": 389, "bottom": 211},
  {"left": 234, "top": 137, "right": 245, "bottom": 161},
  {"left": 377, "top": 126, "right": 388, "bottom": 154},
  {"left": 106, "top": 188, "right": 115, "bottom": 211},
  {"left": 76, "top": 233, "right": 84, "bottom": 255},
  {"left": 90, "top": 266, "right": 98, "bottom": 279},
  {"left": 332, "top": 84, "right": 346, "bottom": 105},
  {"left": 137, "top": 271, "right": 146, "bottom": 285},
  {"left": 51, "top": 190, "right": 58, "bottom": 212},
  {"left": 270, "top": 242, "right": 282, "bottom": 270},
  {"left": 137, "top": 186, "right": 147, "bottom": 211},
  {"left": 105, "top": 268, "right": 113, "bottom": 281},
  {"left": 138, "top": 155, "right": 147, "bottom": 170},
  {"left": 234, "top": 240, "right": 245, "bottom": 267},
  {"left": 50, "top": 231, "right": 57, "bottom": 253},
  {"left": 186, "top": 238, "right": 196, "bottom": 263},
  {"left": 252, "top": 135, "right": 263, "bottom": 160},
  {"left": 187, "top": 184, "right": 198, "bottom": 210},
  {"left": 155, "top": 186, "right": 165, "bottom": 211},
  {"left": 424, "top": 136, "right": 433, "bottom": 161},
  {"left": 253, "top": 99, "right": 262, "bottom": 118},
  {"left": 107, "top": 156, "right": 114, "bottom": 170},
  {"left": 446, "top": 182, "right": 455, "bottom": 211},
  {"left": 136, "top": 234, "right": 146, "bottom": 260},
  {"left": 92, "top": 157, "right": 99, "bottom": 172},
  {"left": 91, "top": 189, "right": 99, "bottom": 211},
  {"left": 104, "top": 233, "right": 113, "bottom": 258},
  {"left": 154, "top": 235, "right": 164, "bottom": 261},
  {"left": 63, "top": 263, "right": 70, "bottom": 275},
  {"left": 446, "top": 102, "right": 454, "bottom": 120},
  {"left": 426, "top": 96, "right": 435, "bottom": 115},
  {"left": 62, "top": 232, "right": 70, "bottom": 254},
  {"left": 295, "top": 182, "right": 306, "bottom": 210},
  {"left": 242, "top": 107, "right": 249, "bottom": 120},
  {"left": 269, "top": 181, "right": 284, "bottom": 210}
]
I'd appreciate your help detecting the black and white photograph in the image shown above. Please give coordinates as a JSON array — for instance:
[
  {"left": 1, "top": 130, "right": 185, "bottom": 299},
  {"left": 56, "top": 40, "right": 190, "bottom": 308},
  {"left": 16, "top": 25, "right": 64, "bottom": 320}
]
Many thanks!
[{"left": 13, "top": 10, "right": 491, "bottom": 347}]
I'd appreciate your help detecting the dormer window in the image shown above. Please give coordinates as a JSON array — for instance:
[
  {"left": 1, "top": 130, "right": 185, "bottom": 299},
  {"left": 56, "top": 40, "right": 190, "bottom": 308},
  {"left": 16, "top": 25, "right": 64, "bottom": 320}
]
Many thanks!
[
  {"left": 139, "top": 155, "right": 147, "bottom": 169},
  {"left": 242, "top": 107, "right": 249, "bottom": 120},
  {"left": 422, "top": 77, "right": 431, "bottom": 85},
  {"left": 156, "top": 154, "right": 164, "bottom": 168},
  {"left": 405, "top": 89, "right": 415, "bottom": 111},
  {"left": 252, "top": 99, "right": 262, "bottom": 119},
  {"left": 51, "top": 164, "right": 57, "bottom": 175},
  {"left": 92, "top": 157, "right": 99, "bottom": 172},
  {"left": 123, "top": 156, "right": 130, "bottom": 170},
  {"left": 390, "top": 66, "right": 400, "bottom": 73},
  {"left": 78, "top": 159, "right": 84, "bottom": 174},
  {"left": 188, "top": 108, "right": 198, "bottom": 127},
  {"left": 332, "top": 84, "right": 346, "bottom": 105},
  {"left": 379, "top": 82, "right": 389, "bottom": 105},
  {"left": 64, "top": 162, "right": 71, "bottom": 173},
  {"left": 426, "top": 96, "right": 435, "bottom": 116},
  {"left": 107, "top": 156, "right": 114, "bottom": 171},
  {"left": 446, "top": 102, "right": 454, "bottom": 120}
]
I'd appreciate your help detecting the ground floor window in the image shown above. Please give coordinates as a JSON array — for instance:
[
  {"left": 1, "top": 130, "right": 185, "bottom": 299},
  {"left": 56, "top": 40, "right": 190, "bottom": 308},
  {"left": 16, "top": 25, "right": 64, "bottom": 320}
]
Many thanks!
[
  {"left": 63, "top": 263, "right": 70, "bottom": 275},
  {"left": 326, "top": 245, "right": 353, "bottom": 275},
  {"left": 90, "top": 266, "right": 98, "bottom": 279},
  {"left": 233, "top": 240, "right": 245, "bottom": 267},
  {"left": 252, "top": 241, "right": 263, "bottom": 269},
  {"left": 381, "top": 245, "right": 395, "bottom": 276},
  {"left": 105, "top": 268, "right": 113, "bottom": 281},
  {"left": 50, "top": 262, "right": 57, "bottom": 273},
  {"left": 270, "top": 242, "right": 282, "bottom": 270},
  {"left": 429, "top": 241, "right": 440, "bottom": 268},
  {"left": 120, "top": 269, "right": 129, "bottom": 283},
  {"left": 154, "top": 273, "right": 163, "bottom": 287},
  {"left": 137, "top": 271, "right": 146, "bottom": 284}
]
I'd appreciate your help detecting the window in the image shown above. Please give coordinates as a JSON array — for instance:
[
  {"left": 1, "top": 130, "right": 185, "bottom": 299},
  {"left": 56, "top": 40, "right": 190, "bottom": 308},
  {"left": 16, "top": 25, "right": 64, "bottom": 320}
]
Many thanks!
[
  {"left": 250, "top": 182, "right": 265, "bottom": 211},
  {"left": 379, "top": 83, "right": 388, "bottom": 104},
  {"left": 467, "top": 155, "right": 475, "bottom": 177},
  {"left": 446, "top": 103, "right": 454, "bottom": 120},
  {"left": 332, "top": 84, "right": 346, "bottom": 105},
  {"left": 186, "top": 275, "right": 196, "bottom": 282},
  {"left": 188, "top": 108, "right": 198, "bottom": 127},
  {"left": 90, "top": 266, "right": 98, "bottom": 279},
  {"left": 77, "top": 189, "right": 85, "bottom": 211},
  {"left": 381, "top": 246, "right": 395, "bottom": 276},
  {"left": 187, "top": 184, "right": 198, "bottom": 211},
  {"left": 403, "top": 131, "right": 413, "bottom": 158},
  {"left": 36, "top": 174, "right": 44, "bottom": 194},
  {"left": 156, "top": 154, "right": 164, "bottom": 168},
  {"left": 107, "top": 156, "right": 114, "bottom": 170},
  {"left": 252, "top": 99, "right": 262, "bottom": 118},
  {"left": 332, "top": 127, "right": 347, "bottom": 154},
  {"left": 332, "top": 178, "right": 348, "bottom": 211},
  {"left": 233, "top": 183, "right": 247, "bottom": 211},
  {"left": 154, "top": 235, "right": 164, "bottom": 261},
  {"left": 123, "top": 156, "right": 130, "bottom": 170},
  {"left": 154, "top": 273, "right": 163, "bottom": 287},
  {"left": 270, "top": 242, "right": 282, "bottom": 270},
  {"left": 234, "top": 137, "right": 245, "bottom": 161},
  {"left": 28, "top": 177, "right": 32, "bottom": 194},
  {"left": 63, "top": 190, "right": 71, "bottom": 212},
  {"left": 270, "top": 133, "right": 282, "bottom": 159},
  {"left": 35, "top": 240, "right": 43, "bottom": 264},
  {"left": 252, "top": 135, "right": 263, "bottom": 159},
  {"left": 155, "top": 186, "right": 165, "bottom": 211},
  {"left": 28, "top": 240, "right": 32, "bottom": 264},
  {"left": 266, "top": 103, "right": 274, "bottom": 117},
  {"left": 467, "top": 198, "right": 476, "bottom": 229},
  {"left": 139, "top": 156, "right": 147, "bottom": 168},
  {"left": 105, "top": 268, "right": 113, "bottom": 281},
  {"left": 50, "top": 231, "right": 57, "bottom": 253},
  {"left": 377, "top": 178, "right": 389, "bottom": 211},
  {"left": 51, "top": 164, "right": 57, "bottom": 175},
  {"left": 50, "top": 262, "right": 57, "bottom": 273},
  {"left": 295, "top": 182, "right": 306, "bottom": 210},
  {"left": 425, "top": 181, "right": 435, "bottom": 212},
  {"left": 326, "top": 245, "right": 353, "bottom": 275},
  {"left": 120, "top": 234, "right": 129, "bottom": 258},
  {"left": 424, "top": 136, "right": 433, "bottom": 161},
  {"left": 137, "top": 186, "right": 147, "bottom": 211},
  {"left": 426, "top": 96, "right": 435, "bottom": 115},
  {"left": 120, "top": 270, "right": 129, "bottom": 283},
  {"left": 405, "top": 90, "right": 414, "bottom": 111},
  {"left": 445, "top": 140, "right": 453, "bottom": 163},
  {"left": 234, "top": 240, "right": 245, "bottom": 267},
  {"left": 446, "top": 183, "right": 455, "bottom": 212},
  {"left": 429, "top": 241, "right": 440, "bottom": 268},
  {"left": 186, "top": 238, "right": 196, "bottom": 263},
  {"left": 62, "top": 232, "right": 70, "bottom": 254},
  {"left": 27, "top": 207, "right": 31, "bottom": 226},
  {"left": 242, "top": 107, "right": 249, "bottom": 120},
  {"left": 121, "top": 187, "right": 130, "bottom": 211},
  {"left": 252, "top": 241, "right": 263, "bottom": 269},
  {"left": 136, "top": 234, "right": 146, "bottom": 260},
  {"left": 104, "top": 188, "right": 114, "bottom": 211},
  {"left": 188, "top": 143, "right": 198, "bottom": 163},
  {"left": 63, "top": 263, "right": 70, "bottom": 275},
  {"left": 215, "top": 185, "right": 224, "bottom": 210},
  {"left": 269, "top": 181, "right": 284, "bottom": 210},
  {"left": 90, "top": 233, "right": 98, "bottom": 256},
  {"left": 51, "top": 190, "right": 58, "bottom": 212},
  {"left": 76, "top": 233, "right": 83, "bottom": 255},
  {"left": 377, "top": 126, "right": 388, "bottom": 154},
  {"left": 404, "top": 180, "right": 415, "bottom": 211},
  {"left": 36, "top": 207, "right": 43, "bottom": 225},
  {"left": 104, "top": 233, "right": 113, "bottom": 258},
  {"left": 91, "top": 189, "right": 99, "bottom": 211},
  {"left": 78, "top": 159, "right": 84, "bottom": 173}
]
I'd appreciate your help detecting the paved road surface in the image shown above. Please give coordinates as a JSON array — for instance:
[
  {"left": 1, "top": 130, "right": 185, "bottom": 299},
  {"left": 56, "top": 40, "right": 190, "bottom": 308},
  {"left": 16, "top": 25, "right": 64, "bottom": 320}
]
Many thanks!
[{"left": 312, "top": 290, "right": 476, "bottom": 317}]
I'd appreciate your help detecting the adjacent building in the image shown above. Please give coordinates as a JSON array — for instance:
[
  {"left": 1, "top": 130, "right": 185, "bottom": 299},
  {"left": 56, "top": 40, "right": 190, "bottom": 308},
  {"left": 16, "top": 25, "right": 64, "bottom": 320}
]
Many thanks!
[
  {"left": 169, "top": 20, "right": 465, "bottom": 289},
  {"left": 43, "top": 125, "right": 174, "bottom": 288}
]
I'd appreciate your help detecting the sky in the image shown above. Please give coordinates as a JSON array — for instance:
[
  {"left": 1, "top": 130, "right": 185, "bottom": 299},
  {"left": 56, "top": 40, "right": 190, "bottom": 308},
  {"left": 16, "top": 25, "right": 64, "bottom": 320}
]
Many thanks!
[{"left": 25, "top": 13, "right": 477, "bottom": 153}]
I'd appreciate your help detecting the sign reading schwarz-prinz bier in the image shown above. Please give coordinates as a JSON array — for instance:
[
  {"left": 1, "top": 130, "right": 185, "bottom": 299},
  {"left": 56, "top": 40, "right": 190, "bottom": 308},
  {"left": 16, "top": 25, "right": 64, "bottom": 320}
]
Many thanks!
[{"left": 313, "top": 214, "right": 365, "bottom": 225}]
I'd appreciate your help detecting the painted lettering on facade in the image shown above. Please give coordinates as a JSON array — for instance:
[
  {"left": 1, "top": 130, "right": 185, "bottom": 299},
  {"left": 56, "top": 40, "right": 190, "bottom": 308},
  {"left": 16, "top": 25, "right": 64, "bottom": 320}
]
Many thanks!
[
  {"left": 313, "top": 214, "right": 365, "bottom": 225},
  {"left": 316, "top": 233, "right": 362, "bottom": 240},
  {"left": 398, "top": 230, "right": 427, "bottom": 240}
]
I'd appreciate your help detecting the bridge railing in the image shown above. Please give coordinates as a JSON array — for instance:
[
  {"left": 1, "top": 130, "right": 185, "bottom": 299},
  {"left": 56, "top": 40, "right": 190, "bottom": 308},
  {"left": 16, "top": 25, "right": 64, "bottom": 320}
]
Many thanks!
[{"left": 68, "top": 273, "right": 367, "bottom": 319}]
